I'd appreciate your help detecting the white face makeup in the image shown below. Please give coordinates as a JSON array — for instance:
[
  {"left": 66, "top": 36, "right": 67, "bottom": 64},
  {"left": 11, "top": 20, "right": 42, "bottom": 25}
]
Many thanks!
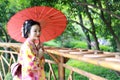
[{"left": 28, "top": 24, "right": 41, "bottom": 40}]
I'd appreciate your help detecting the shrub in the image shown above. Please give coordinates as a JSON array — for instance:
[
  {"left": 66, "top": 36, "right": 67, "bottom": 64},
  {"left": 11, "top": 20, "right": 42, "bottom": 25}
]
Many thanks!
[
  {"left": 44, "top": 40, "right": 60, "bottom": 47},
  {"left": 100, "top": 45, "right": 113, "bottom": 52},
  {"left": 64, "top": 41, "right": 87, "bottom": 49}
]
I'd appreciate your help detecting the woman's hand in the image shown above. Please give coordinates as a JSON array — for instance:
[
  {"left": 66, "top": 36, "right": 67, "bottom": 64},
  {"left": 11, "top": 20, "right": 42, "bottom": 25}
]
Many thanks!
[
  {"left": 35, "top": 39, "right": 45, "bottom": 58},
  {"left": 37, "top": 42, "right": 44, "bottom": 51}
]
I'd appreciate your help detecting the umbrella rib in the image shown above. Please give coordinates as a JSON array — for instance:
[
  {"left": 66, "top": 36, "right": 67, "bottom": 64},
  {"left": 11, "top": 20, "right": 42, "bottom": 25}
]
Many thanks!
[
  {"left": 47, "top": 19, "right": 67, "bottom": 23},
  {"left": 20, "top": 11, "right": 34, "bottom": 21},
  {"left": 44, "top": 15, "right": 66, "bottom": 23},
  {"left": 47, "top": 11, "right": 63, "bottom": 18},
  {"left": 42, "top": 11, "right": 66, "bottom": 22},
  {"left": 44, "top": 13, "right": 59, "bottom": 20},
  {"left": 40, "top": 7, "right": 54, "bottom": 20},
  {"left": 44, "top": 28, "right": 57, "bottom": 36},
  {"left": 41, "top": 29, "right": 54, "bottom": 41},
  {"left": 38, "top": 6, "right": 46, "bottom": 19}
]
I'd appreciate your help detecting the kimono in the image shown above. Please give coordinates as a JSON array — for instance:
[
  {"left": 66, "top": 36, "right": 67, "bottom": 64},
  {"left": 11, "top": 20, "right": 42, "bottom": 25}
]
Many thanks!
[{"left": 14, "top": 38, "right": 46, "bottom": 80}]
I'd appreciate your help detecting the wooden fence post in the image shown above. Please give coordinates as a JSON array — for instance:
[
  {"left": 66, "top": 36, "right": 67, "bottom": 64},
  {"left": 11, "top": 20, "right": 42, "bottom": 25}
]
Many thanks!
[{"left": 58, "top": 56, "right": 65, "bottom": 80}]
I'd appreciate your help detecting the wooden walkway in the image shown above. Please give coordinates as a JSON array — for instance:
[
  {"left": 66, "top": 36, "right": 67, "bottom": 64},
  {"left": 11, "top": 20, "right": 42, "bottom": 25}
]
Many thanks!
[{"left": 0, "top": 42, "right": 120, "bottom": 80}]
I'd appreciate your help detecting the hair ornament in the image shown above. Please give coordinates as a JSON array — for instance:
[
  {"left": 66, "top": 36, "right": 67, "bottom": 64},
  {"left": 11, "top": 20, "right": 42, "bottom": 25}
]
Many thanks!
[{"left": 25, "top": 20, "right": 28, "bottom": 24}]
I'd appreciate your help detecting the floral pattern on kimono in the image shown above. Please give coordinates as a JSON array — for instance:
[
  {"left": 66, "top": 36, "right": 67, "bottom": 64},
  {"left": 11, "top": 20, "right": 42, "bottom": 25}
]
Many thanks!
[{"left": 14, "top": 38, "right": 46, "bottom": 80}]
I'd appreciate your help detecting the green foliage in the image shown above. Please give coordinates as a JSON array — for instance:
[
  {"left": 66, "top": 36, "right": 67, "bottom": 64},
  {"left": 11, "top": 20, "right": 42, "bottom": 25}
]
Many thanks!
[
  {"left": 44, "top": 40, "right": 61, "bottom": 47},
  {"left": 4, "top": 72, "right": 13, "bottom": 80},
  {"left": 66, "top": 60, "right": 120, "bottom": 80},
  {"left": 64, "top": 40, "right": 87, "bottom": 49},
  {"left": 100, "top": 45, "right": 113, "bottom": 52}
]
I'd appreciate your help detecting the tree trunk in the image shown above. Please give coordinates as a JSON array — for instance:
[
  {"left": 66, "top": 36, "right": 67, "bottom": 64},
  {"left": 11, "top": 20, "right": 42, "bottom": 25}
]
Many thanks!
[
  {"left": 78, "top": 13, "right": 92, "bottom": 49},
  {"left": 84, "top": 0, "right": 100, "bottom": 50},
  {"left": 98, "top": 0, "right": 120, "bottom": 51}
]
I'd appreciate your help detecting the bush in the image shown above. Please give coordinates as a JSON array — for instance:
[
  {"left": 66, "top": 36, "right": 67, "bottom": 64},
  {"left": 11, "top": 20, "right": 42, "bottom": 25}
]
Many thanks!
[
  {"left": 100, "top": 45, "right": 113, "bottom": 52},
  {"left": 44, "top": 40, "right": 61, "bottom": 47},
  {"left": 64, "top": 41, "right": 87, "bottom": 49}
]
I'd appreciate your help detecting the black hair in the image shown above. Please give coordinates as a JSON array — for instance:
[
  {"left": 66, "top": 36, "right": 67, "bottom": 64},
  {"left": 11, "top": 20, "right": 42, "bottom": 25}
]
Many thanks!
[{"left": 22, "top": 19, "right": 40, "bottom": 38}]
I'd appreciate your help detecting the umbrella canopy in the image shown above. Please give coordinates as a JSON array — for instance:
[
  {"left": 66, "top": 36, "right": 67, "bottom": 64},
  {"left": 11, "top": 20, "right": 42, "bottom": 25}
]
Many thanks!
[{"left": 7, "top": 6, "right": 67, "bottom": 42}]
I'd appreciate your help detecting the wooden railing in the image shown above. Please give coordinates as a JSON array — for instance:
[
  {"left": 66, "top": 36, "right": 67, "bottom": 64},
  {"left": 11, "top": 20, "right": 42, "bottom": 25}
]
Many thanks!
[{"left": 0, "top": 42, "right": 120, "bottom": 80}]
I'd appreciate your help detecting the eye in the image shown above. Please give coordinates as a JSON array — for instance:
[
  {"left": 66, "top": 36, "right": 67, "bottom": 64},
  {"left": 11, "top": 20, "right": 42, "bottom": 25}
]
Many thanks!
[
  {"left": 34, "top": 30, "right": 37, "bottom": 32},
  {"left": 36, "top": 30, "right": 40, "bottom": 32}
]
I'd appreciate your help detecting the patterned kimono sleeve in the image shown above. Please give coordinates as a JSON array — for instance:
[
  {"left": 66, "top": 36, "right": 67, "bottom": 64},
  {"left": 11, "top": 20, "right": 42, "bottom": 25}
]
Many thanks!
[
  {"left": 22, "top": 44, "right": 36, "bottom": 71},
  {"left": 26, "top": 44, "right": 35, "bottom": 62},
  {"left": 17, "top": 52, "right": 22, "bottom": 64},
  {"left": 17, "top": 46, "right": 24, "bottom": 64}
]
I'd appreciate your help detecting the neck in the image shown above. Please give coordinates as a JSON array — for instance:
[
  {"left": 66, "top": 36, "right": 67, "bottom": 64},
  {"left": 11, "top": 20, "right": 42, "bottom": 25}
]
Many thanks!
[
  {"left": 27, "top": 37, "right": 40, "bottom": 46},
  {"left": 28, "top": 37, "right": 35, "bottom": 41}
]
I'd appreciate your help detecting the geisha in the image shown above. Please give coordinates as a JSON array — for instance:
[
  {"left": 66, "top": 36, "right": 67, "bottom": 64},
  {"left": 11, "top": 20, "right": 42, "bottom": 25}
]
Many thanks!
[{"left": 14, "top": 19, "right": 46, "bottom": 80}]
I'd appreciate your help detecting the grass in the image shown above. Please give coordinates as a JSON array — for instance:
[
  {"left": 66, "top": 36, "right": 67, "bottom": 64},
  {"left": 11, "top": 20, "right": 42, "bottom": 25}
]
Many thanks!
[{"left": 65, "top": 59, "right": 120, "bottom": 80}]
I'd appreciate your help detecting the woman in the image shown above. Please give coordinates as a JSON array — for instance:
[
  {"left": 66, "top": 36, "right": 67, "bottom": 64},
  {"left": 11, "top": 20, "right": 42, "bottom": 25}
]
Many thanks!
[{"left": 14, "top": 19, "right": 46, "bottom": 80}]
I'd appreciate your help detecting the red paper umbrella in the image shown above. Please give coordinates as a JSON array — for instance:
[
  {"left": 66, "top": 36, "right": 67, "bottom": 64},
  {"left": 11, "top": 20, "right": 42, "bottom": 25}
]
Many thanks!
[{"left": 7, "top": 6, "right": 67, "bottom": 42}]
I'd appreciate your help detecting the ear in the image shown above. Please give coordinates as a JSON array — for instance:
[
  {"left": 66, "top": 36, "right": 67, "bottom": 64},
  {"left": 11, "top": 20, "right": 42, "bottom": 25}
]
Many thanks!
[{"left": 27, "top": 33, "right": 30, "bottom": 38}]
